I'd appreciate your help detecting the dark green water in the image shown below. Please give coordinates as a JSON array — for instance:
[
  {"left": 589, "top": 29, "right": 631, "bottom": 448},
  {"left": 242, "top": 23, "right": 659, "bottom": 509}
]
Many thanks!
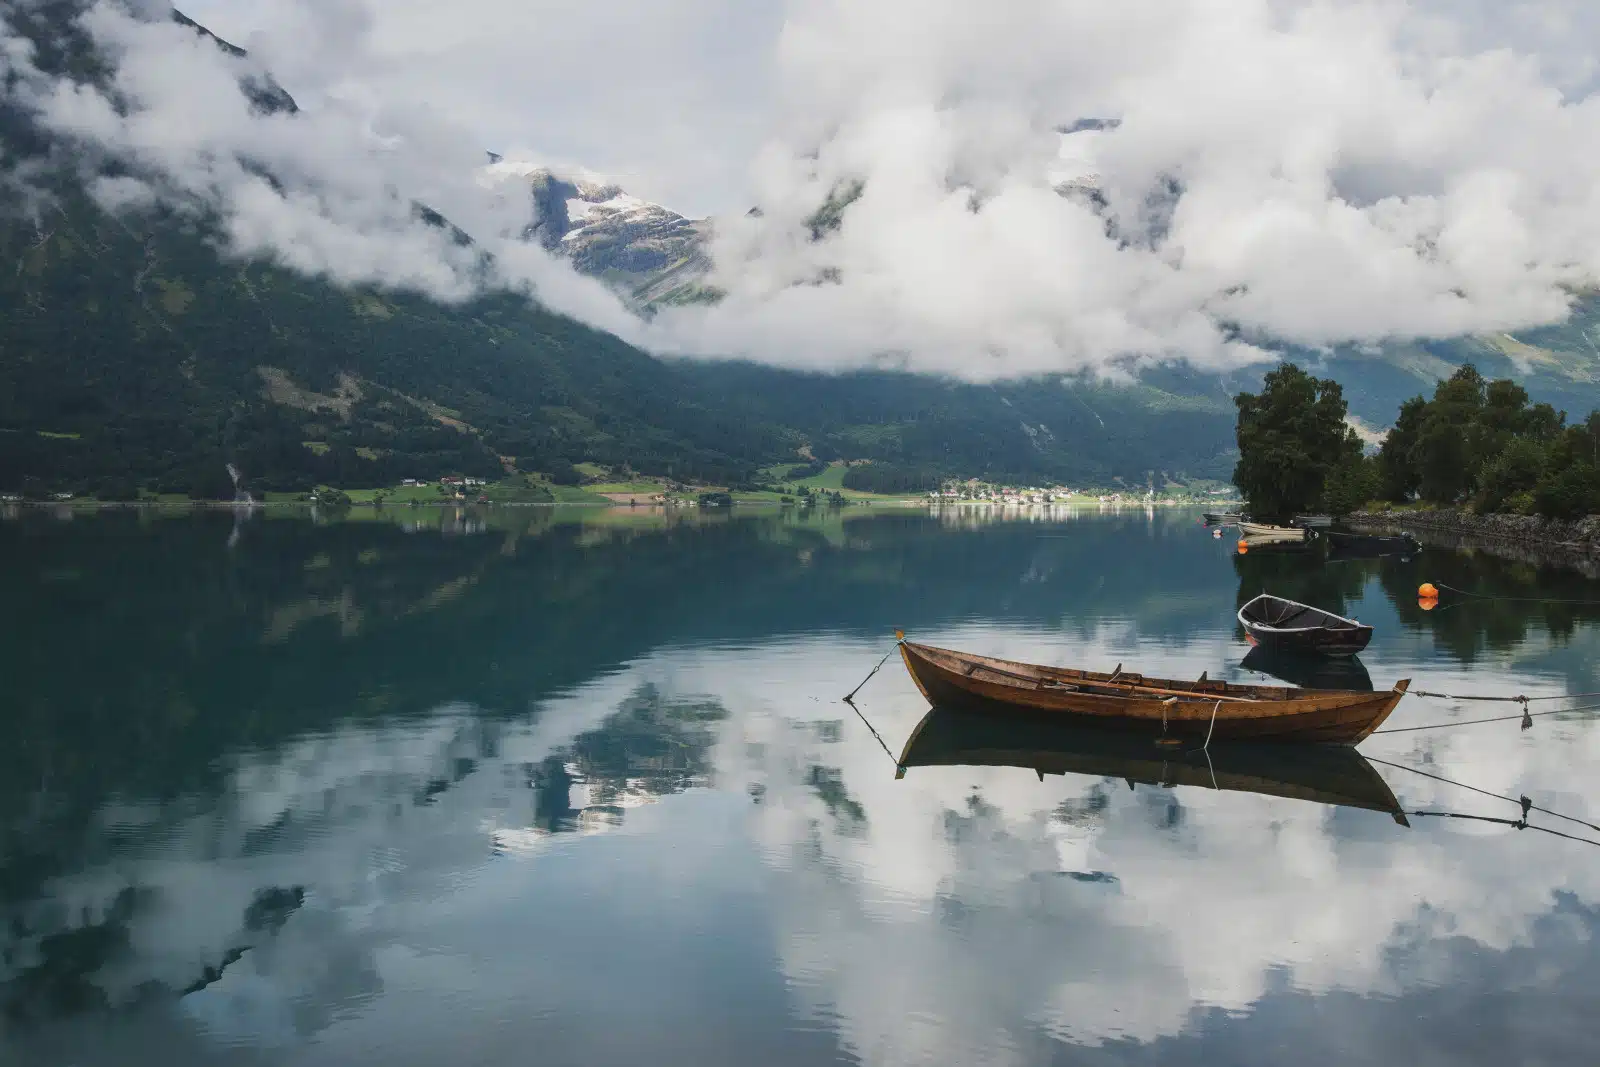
[{"left": 3, "top": 505, "right": 1599, "bottom": 1065}]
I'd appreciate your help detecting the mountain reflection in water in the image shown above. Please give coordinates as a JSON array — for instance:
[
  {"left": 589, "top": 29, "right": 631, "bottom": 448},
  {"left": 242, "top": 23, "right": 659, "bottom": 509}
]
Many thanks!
[{"left": 2, "top": 504, "right": 1600, "bottom": 1067}]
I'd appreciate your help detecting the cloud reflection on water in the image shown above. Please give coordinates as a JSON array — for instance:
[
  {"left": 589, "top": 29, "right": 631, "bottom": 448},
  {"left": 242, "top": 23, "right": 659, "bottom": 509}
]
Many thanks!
[{"left": 3, "top": 510, "right": 1599, "bottom": 1065}]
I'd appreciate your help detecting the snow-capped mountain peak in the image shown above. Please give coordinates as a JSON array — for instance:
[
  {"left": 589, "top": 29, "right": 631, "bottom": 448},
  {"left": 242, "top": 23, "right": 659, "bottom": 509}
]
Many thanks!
[{"left": 480, "top": 157, "right": 716, "bottom": 308}]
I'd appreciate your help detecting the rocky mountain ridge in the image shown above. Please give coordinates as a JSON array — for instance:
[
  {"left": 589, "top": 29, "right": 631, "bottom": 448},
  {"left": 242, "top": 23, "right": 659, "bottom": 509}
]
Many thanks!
[{"left": 483, "top": 159, "right": 718, "bottom": 309}]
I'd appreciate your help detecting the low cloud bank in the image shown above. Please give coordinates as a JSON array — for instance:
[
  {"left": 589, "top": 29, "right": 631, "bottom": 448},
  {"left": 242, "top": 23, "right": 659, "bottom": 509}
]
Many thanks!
[{"left": 6, "top": 1, "right": 1600, "bottom": 380}]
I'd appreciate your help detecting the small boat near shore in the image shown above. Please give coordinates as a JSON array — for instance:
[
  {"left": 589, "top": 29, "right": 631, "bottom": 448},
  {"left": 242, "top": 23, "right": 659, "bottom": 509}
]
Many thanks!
[
  {"left": 895, "top": 705, "right": 1409, "bottom": 824},
  {"left": 1239, "top": 521, "right": 1307, "bottom": 541},
  {"left": 1324, "top": 530, "right": 1422, "bottom": 559},
  {"left": 1293, "top": 514, "right": 1334, "bottom": 529},
  {"left": 897, "top": 641, "right": 1407, "bottom": 744},
  {"left": 1238, "top": 593, "right": 1374, "bottom": 657},
  {"left": 1203, "top": 511, "right": 1242, "bottom": 525}
]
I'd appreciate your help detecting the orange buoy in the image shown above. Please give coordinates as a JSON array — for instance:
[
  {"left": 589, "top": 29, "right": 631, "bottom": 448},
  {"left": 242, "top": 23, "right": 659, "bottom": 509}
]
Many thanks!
[
  {"left": 1418, "top": 596, "right": 1438, "bottom": 611},
  {"left": 1418, "top": 582, "right": 1438, "bottom": 599},
  {"left": 1237, "top": 541, "right": 1249, "bottom": 555}
]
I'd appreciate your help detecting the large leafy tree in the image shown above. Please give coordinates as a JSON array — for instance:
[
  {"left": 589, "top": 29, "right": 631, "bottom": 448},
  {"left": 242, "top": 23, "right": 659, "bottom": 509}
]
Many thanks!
[
  {"left": 1378, "top": 364, "right": 1572, "bottom": 509},
  {"left": 1414, "top": 364, "right": 1486, "bottom": 503},
  {"left": 1377, "top": 396, "right": 1427, "bottom": 501},
  {"left": 1233, "top": 363, "right": 1363, "bottom": 517}
]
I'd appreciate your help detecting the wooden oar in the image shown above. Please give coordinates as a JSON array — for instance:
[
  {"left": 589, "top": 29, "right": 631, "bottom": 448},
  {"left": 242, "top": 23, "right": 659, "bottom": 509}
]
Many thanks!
[{"left": 966, "top": 662, "right": 1255, "bottom": 702}]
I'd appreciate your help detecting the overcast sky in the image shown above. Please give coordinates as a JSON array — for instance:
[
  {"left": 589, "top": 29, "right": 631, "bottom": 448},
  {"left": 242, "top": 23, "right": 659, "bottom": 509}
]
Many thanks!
[
  {"left": 177, "top": 0, "right": 1600, "bottom": 218},
  {"left": 178, "top": 0, "right": 788, "bottom": 216},
  {"left": 9, "top": 0, "right": 1600, "bottom": 378}
]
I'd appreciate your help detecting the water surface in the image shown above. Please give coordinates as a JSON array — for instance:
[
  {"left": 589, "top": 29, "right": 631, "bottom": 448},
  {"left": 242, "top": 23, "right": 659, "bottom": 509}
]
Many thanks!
[{"left": 3, "top": 505, "right": 1598, "bottom": 1065}]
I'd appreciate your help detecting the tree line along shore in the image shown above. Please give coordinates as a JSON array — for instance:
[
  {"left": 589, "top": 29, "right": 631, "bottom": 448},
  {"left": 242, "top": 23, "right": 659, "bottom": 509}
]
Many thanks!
[{"left": 1234, "top": 361, "right": 1599, "bottom": 526}]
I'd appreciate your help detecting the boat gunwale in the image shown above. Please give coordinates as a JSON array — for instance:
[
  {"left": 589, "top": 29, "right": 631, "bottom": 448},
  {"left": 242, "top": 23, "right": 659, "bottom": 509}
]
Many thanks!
[
  {"left": 897, "top": 642, "right": 1409, "bottom": 743},
  {"left": 901, "top": 641, "right": 1401, "bottom": 703},
  {"left": 1236, "top": 593, "right": 1372, "bottom": 636}
]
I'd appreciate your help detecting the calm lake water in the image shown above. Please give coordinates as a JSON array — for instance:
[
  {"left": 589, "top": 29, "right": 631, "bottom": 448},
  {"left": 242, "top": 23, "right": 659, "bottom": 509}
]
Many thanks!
[{"left": 3, "top": 505, "right": 1599, "bottom": 1065}]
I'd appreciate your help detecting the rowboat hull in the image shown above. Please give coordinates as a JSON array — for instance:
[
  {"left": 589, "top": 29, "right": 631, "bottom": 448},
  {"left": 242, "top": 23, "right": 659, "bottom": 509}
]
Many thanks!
[
  {"left": 1238, "top": 594, "right": 1374, "bottom": 658},
  {"left": 1324, "top": 531, "right": 1421, "bottom": 558},
  {"left": 1243, "top": 625, "right": 1373, "bottom": 657},
  {"left": 1239, "top": 521, "right": 1305, "bottom": 541},
  {"left": 896, "top": 704, "right": 1409, "bottom": 824},
  {"left": 898, "top": 642, "right": 1407, "bottom": 744}
]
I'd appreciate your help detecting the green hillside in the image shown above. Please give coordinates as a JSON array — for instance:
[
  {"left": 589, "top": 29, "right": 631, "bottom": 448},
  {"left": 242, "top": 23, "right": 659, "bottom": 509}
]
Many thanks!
[
  {"left": 0, "top": 179, "right": 1239, "bottom": 498},
  {"left": 0, "top": 6, "right": 1240, "bottom": 499},
  {"left": 5, "top": 5, "right": 1592, "bottom": 502}
]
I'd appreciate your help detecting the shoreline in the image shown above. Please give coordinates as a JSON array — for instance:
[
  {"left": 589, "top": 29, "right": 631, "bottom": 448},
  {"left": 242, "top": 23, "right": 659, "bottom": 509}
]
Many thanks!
[
  {"left": 1, "top": 496, "right": 1222, "bottom": 512},
  {"left": 1349, "top": 508, "right": 1600, "bottom": 576}
]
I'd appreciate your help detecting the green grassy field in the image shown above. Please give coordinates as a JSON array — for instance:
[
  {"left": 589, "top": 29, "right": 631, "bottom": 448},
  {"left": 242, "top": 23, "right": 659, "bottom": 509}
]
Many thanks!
[
  {"left": 586, "top": 480, "right": 667, "bottom": 494},
  {"left": 757, "top": 461, "right": 904, "bottom": 499},
  {"left": 343, "top": 484, "right": 451, "bottom": 504}
]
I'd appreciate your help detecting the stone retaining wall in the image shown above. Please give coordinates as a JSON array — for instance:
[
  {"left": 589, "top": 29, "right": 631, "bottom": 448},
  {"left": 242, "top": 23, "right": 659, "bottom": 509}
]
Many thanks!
[{"left": 1350, "top": 509, "right": 1600, "bottom": 556}]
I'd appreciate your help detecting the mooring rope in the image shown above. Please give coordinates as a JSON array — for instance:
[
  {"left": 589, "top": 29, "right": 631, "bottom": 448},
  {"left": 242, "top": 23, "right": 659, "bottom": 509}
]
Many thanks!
[
  {"left": 1435, "top": 582, "right": 1600, "bottom": 607},
  {"left": 1408, "top": 689, "right": 1600, "bottom": 703},
  {"left": 843, "top": 695, "right": 899, "bottom": 765},
  {"left": 842, "top": 640, "right": 903, "bottom": 703},
  {"left": 1373, "top": 699, "right": 1600, "bottom": 734},
  {"left": 1405, "top": 809, "right": 1600, "bottom": 849},
  {"left": 1367, "top": 755, "right": 1600, "bottom": 835}
]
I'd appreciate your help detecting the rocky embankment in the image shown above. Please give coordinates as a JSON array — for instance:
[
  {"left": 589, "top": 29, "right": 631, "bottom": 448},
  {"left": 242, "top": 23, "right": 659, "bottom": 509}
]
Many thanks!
[{"left": 1350, "top": 509, "right": 1600, "bottom": 573}]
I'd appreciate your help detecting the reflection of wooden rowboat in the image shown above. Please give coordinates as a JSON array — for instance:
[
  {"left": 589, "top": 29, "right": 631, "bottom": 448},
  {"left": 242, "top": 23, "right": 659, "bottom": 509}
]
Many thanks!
[
  {"left": 1239, "top": 521, "right": 1307, "bottom": 541},
  {"left": 895, "top": 704, "right": 1409, "bottom": 824},
  {"left": 898, "top": 642, "right": 1408, "bottom": 744}
]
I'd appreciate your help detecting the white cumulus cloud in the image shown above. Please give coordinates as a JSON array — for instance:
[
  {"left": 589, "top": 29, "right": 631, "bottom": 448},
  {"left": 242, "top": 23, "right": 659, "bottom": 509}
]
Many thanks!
[{"left": 7, "top": 0, "right": 1600, "bottom": 380}]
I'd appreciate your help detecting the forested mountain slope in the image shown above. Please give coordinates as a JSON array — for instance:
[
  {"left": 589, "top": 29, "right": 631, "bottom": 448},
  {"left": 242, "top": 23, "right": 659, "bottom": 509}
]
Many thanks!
[{"left": 0, "top": 5, "right": 1238, "bottom": 497}]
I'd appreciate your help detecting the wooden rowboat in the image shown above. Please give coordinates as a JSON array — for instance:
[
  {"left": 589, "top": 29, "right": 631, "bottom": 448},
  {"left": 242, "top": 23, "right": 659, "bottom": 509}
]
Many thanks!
[
  {"left": 1238, "top": 521, "right": 1306, "bottom": 541},
  {"left": 895, "top": 704, "right": 1409, "bottom": 824},
  {"left": 897, "top": 641, "right": 1408, "bottom": 744},
  {"left": 1238, "top": 593, "right": 1373, "bottom": 657}
]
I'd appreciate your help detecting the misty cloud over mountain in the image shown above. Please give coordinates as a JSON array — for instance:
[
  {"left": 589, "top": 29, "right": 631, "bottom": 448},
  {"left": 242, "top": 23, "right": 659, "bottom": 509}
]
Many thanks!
[{"left": 7, "top": 0, "right": 1600, "bottom": 380}]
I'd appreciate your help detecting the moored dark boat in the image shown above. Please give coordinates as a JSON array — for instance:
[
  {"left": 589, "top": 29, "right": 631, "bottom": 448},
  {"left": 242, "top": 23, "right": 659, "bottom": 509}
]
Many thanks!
[
  {"left": 1292, "top": 514, "right": 1334, "bottom": 529},
  {"left": 895, "top": 704, "right": 1409, "bottom": 824},
  {"left": 1203, "top": 511, "right": 1242, "bottom": 525},
  {"left": 1237, "top": 593, "right": 1373, "bottom": 657},
  {"left": 1324, "top": 530, "right": 1422, "bottom": 559},
  {"left": 897, "top": 641, "right": 1407, "bottom": 744}
]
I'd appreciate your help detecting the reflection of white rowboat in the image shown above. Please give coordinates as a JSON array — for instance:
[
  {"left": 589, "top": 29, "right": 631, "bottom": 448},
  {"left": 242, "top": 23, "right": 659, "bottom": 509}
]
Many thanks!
[{"left": 1239, "top": 521, "right": 1306, "bottom": 542}]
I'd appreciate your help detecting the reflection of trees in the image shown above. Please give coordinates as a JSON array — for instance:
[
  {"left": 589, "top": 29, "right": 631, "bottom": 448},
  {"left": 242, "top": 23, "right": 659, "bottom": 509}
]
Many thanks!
[
  {"left": 1376, "top": 549, "right": 1600, "bottom": 664},
  {"left": 2, "top": 887, "right": 153, "bottom": 1026},
  {"left": 1232, "top": 543, "right": 1378, "bottom": 620},
  {"left": 1, "top": 884, "right": 306, "bottom": 1028},
  {"left": 0, "top": 507, "right": 1235, "bottom": 910},
  {"left": 807, "top": 766, "right": 867, "bottom": 835}
]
